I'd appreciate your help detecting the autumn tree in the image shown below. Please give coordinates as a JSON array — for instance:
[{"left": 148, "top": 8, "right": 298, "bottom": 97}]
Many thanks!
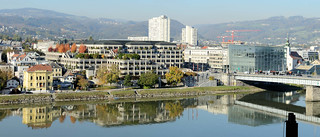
[
  {"left": 64, "top": 43, "right": 70, "bottom": 51},
  {"left": 165, "top": 66, "right": 184, "bottom": 86},
  {"left": 58, "top": 44, "right": 66, "bottom": 53},
  {"left": 138, "top": 71, "right": 158, "bottom": 89},
  {"left": 79, "top": 44, "right": 87, "bottom": 53},
  {"left": 70, "top": 43, "right": 77, "bottom": 53},
  {"left": 70, "top": 116, "right": 76, "bottom": 124},
  {"left": 77, "top": 75, "right": 89, "bottom": 90},
  {"left": 48, "top": 46, "right": 53, "bottom": 52}
]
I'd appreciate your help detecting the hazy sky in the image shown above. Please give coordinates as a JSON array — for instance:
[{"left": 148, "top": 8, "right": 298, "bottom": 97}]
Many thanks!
[{"left": 0, "top": 0, "right": 319, "bottom": 25}]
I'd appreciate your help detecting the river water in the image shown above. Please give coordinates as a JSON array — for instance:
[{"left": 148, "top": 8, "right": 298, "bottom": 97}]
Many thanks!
[{"left": 0, "top": 91, "right": 319, "bottom": 137}]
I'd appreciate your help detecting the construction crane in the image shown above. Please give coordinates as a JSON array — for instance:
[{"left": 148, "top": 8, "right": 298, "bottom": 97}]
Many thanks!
[
  {"left": 226, "top": 30, "right": 261, "bottom": 42},
  {"left": 217, "top": 35, "right": 241, "bottom": 42}
]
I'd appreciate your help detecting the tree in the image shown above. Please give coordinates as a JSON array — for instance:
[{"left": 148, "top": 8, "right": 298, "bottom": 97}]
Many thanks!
[
  {"left": 89, "top": 36, "right": 93, "bottom": 41},
  {"left": 1, "top": 48, "right": 13, "bottom": 63},
  {"left": 0, "top": 70, "right": 13, "bottom": 90},
  {"left": 64, "top": 43, "right": 70, "bottom": 51},
  {"left": 79, "top": 44, "right": 87, "bottom": 53},
  {"left": 165, "top": 66, "right": 184, "bottom": 86},
  {"left": 70, "top": 43, "right": 77, "bottom": 53},
  {"left": 77, "top": 76, "right": 89, "bottom": 90},
  {"left": 106, "top": 65, "right": 120, "bottom": 85},
  {"left": 58, "top": 44, "right": 66, "bottom": 53},
  {"left": 48, "top": 46, "right": 53, "bottom": 52},
  {"left": 209, "top": 76, "right": 215, "bottom": 80},
  {"left": 123, "top": 74, "right": 133, "bottom": 87},
  {"left": 96, "top": 66, "right": 108, "bottom": 85},
  {"left": 138, "top": 71, "right": 158, "bottom": 89},
  {"left": 93, "top": 53, "right": 99, "bottom": 59}
]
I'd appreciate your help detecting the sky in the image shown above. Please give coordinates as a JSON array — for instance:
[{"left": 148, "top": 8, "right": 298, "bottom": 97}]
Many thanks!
[{"left": 0, "top": 0, "right": 319, "bottom": 25}]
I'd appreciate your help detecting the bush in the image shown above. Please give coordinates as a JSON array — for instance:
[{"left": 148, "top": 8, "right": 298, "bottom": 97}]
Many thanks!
[{"left": 209, "top": 76, "right": 215, "bottom": 80}]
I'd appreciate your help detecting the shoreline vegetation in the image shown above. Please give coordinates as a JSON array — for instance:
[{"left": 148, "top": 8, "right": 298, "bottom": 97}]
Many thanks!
[{"left": 0, "top": 86, "right": 263, "bottom": 105}]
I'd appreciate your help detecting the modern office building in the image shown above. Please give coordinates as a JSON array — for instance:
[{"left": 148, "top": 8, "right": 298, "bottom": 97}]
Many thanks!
[
  {"left": 182, "top": 26, "right": 198, "bottom": 46},
  {"left": 148, "top": 15, "right": 170, "bottom": 42},
  {"left": 228, "top": 45, "right": 285, "bottom": 73},
  {"left": 59, "top": 40, "right": 182, "bottom": 77},
  {"left": 184, "top": 46, "right": 223, "bottom": 71}
]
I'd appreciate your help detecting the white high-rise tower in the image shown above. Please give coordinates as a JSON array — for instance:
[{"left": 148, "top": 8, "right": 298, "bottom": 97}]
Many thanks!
[
  {"left": 182, "top": 25, "right": 197, "bottom": 46},
  {"left": 148, "top": 15, "right": 170, "bottom": 42}
]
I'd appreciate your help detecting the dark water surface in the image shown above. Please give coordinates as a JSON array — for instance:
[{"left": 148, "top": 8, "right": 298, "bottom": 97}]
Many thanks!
[{"left": 0, "top": 91, "right": 319, "bottom": 137}]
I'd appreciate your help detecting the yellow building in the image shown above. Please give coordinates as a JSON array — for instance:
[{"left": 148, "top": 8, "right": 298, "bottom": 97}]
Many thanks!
[{"left": 23, "top": 64, "right": 53, "bottom": 92}]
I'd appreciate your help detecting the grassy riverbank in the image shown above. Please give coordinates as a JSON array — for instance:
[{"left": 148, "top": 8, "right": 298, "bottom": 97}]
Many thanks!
[{"left": 0, "top": 86, "right": 262, "bottom": 104}]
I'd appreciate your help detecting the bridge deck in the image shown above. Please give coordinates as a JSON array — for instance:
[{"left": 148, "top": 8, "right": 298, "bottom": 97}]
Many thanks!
[{"left": 235, "top": 74, "right": 320, "bottom": 86}]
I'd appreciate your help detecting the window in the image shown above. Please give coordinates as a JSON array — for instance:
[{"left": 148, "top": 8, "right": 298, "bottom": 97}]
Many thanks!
[
  {"left": 30, "top": 83, "right": 32, "bottom": 86},
  {"left": 30, "top": 116, "right": 32, "bottom": 120},
  {"left": 30, "top": 76, "right": 33, "bottom": 80},
  {"left": 48, "top": 76, "right": 50, "bottom": 79}
]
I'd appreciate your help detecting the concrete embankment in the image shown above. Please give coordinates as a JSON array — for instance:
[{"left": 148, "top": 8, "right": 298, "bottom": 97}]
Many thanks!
[{"left": 0, "top": 86, "right": 262, "bottom": 105}]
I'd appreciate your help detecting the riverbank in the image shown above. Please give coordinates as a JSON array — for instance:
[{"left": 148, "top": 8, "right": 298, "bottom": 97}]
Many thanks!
[{"left": 0, "top": 86, "right": 263, "bottom": 105}]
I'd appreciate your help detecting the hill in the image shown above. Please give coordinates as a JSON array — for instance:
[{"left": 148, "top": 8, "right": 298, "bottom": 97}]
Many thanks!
[
  {"left": 197, "top": 16, "right": 320, "bottom": 45},
  {"left": 0, "top": 8, "right": 184, "bottom": 41}
]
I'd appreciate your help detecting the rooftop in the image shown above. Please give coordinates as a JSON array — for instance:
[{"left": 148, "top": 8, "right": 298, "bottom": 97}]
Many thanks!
[{"left": 27, "top": 64, "right": 52, "bottom": 72}]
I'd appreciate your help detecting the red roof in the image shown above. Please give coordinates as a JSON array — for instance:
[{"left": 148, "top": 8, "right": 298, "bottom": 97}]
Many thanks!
[
  {"left": 201, "top": 46, "right": 208, "bottom": 49},
  {"left": 27, "top": 64, "right": 53, "bottom": 72},
  {"left": 18, "top": 54, "right": 26, "bottom": 60},
  {"left": 12, "top": 54, "right": 19, "bottom": 58}
]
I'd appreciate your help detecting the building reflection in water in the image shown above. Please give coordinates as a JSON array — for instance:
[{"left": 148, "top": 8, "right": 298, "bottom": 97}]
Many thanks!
[
  {"left": 22, "top": 107, "right": 61, "bottom": 129},
  {"left": 2, "top": 91, "right": 320, "bottom": 129}
]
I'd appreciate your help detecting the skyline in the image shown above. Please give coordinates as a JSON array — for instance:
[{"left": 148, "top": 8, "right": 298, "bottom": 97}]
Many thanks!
[{"left": 0, "top": 0, "right": 319, "bottom": 25}]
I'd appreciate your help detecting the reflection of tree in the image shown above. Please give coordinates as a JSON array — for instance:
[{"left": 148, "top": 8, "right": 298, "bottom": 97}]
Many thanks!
[
  {"left": 96, "top": 104, "right": 120, "bottom": 124},
  {"left": 165, "top": 101, "right": 184, "bottom": 118},
  {"left": 59, "top": 115, "right": 66, "bottom": 123},
  {"left": 0, "top": 110, "right": 10, "bottom": 122},
  {"left": 70, "top": 116, "right": 76, "bottom": 124}
]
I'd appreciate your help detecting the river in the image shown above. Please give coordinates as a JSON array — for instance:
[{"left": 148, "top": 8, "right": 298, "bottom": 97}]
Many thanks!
[{"left": 0, "top": 91, "right": 319, "bottom": 137}]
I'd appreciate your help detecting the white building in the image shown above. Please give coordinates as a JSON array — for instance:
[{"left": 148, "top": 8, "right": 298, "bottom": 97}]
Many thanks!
[
  {"left": 33, "top": 41, "right": 55, "bottom": 52},
  {"left": 184, "top": 46, "right": 223, "bottom": 71},
  {"left": 148, "top": 15, "right": 170, "bottom": 42},
  {"left": 128, "top": 36, "right": 149, "bottom": 41},
  {"left": 182, "top": 26, "right": 198, "bottom": 46}
]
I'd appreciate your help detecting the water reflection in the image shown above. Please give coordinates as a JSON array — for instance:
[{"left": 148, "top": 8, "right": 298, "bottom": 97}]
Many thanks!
[
  {"left": 1, "top": 91, "right": 320, "bottom": 130},
  {"left": 22, "top": 107, "right": 61, "bottom": 129}
]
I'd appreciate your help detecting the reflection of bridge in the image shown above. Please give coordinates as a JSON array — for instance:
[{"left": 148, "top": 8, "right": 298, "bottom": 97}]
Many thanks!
[
  {"left": 235, "top": 100, "right": 320, "bottom": 125},
  {"left": 235, "top": 74, "right": 320, "bottom": 101}
]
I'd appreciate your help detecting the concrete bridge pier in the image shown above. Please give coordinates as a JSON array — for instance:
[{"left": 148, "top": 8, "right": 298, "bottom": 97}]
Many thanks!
[
  {"left": 306, "top": 102, "right": 320, "bottom": 116},
  {"left": 306, "top": 86, "right": 320, "bottom": 102}
]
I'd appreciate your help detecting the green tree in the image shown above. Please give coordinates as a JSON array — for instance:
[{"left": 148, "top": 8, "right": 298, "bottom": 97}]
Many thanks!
[
  {"left": 165, "top": 66, "right": 184, "bottom": 86},
  {"left": 1, "top": 48, "right": 13, "bottom": 63},
  {"left": 123, "top": 74, "right": 133, "bottom": 87},
  {"left": 77, "top": 76, "right": 89, "bottom": 90},
  {"left": 106, "top": 65, "right": 120, "bottom": 85},
  {"left": 138, "top": 71, "right": 158, "bottom": 89},
  {"left": 0, "top": 70, "right": 13, "bottom": 90}
]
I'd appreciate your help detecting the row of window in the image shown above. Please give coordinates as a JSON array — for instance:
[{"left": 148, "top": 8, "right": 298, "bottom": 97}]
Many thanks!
[{"left": 30, "top": 76, "right": 50, "bottom": 80}]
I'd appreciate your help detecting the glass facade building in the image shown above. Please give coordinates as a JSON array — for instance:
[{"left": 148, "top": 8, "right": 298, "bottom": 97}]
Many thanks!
[{"left": 228, "top": 45, "right": 285, "bottom": 73}]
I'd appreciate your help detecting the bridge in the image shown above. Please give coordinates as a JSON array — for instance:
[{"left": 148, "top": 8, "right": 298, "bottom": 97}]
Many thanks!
[
  {"left": 234, "top": 74, "right": 320, "bottom": 101},
  {"left": 235, "top": 100, "right": 320, "bottom": 125}
]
